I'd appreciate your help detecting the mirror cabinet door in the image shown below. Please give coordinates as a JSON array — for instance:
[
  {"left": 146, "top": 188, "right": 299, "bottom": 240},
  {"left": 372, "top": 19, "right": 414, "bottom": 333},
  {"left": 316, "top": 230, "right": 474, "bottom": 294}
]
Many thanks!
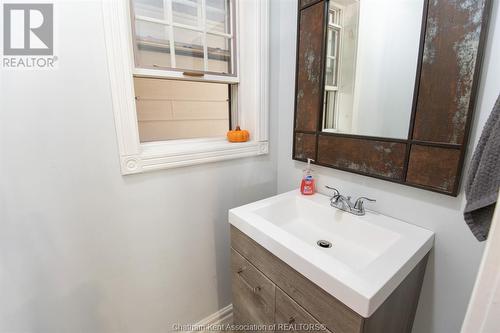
[{"left": 293, "top": 0, "right": 492, "bottom": 196}]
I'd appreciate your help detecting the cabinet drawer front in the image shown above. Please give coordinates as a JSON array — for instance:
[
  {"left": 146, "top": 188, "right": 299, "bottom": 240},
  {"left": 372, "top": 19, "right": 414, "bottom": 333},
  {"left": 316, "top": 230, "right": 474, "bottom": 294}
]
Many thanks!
[
  {"left": 231, "top": 226, "right": 363, "bottom": 333},
  {"left": 275, "top": 288, "right": 330, "bottom": 333},
  {"left": 231, "top": 249, "right": 275, "bottom": 332}
]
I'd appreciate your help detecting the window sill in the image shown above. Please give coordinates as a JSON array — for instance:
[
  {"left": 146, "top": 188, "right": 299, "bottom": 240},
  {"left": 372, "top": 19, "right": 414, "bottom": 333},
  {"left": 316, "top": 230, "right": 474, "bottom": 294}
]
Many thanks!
[{"left": 121, "top": 138, "right": 269, "bottom": 174}]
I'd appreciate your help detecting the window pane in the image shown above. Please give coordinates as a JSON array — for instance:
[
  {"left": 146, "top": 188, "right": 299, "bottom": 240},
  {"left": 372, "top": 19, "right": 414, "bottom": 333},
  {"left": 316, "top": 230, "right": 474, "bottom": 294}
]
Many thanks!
[
  {"left": 173, "top": 27, "right": 204, "bottom": 71},
  {"left": 326, "top": 29, "right": 333, "bottom": 57},
  {"left": 324, "top": 91, "right": 337, "bottom": 129},
  {"left": 325, "top": 58, "right": 336, "bottom": 86},
  {"left": 172, "top": 0, "right": 202, "bottom": 28},
  {"left": 206, "top": 0, "right": 230, "bottom": 34},
  {"left": 333, "top": 29, "right": 339, "bottom": 57},
  {"left": 327, "top": 28, "right": 339, "bottom": 58},
  {"left": 332, "top": 59, "right": 337, "bottom": 85},
  {"left": 135, "top": 19, "right": 168, "bottom": 43},
  {"left": 207, "top": 34, "right": 231, "bottom": 73},
  {"left": 135, "top": 20, "right": 171, "bottom": 68},
  {"left": 131, "top": 0, "right": 235, "bottom": 75},
  {"left": 134, "top": 0, "right": 165, "bottom": 20},
  {"left": 134, "top": 77, "right": 230, "bottom": 142},
  {"left": 329, "top": 8, "right": 341, "bottom": 25},
  {"left": 325, "top": 27, "right": 339, "bottom": 86}
]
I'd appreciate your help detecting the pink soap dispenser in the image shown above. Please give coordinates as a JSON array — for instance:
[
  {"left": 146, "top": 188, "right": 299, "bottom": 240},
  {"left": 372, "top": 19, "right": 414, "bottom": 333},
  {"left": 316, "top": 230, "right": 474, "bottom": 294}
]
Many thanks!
[{"left": 300, "top": 158, "right": 315, "bottom": 195}]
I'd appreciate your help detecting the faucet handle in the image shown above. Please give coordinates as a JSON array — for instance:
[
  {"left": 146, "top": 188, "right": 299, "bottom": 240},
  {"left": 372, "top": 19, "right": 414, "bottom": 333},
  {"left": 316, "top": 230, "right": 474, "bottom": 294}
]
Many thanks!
[
  {"left": 325, "top": 185, "right": 340, "bottom": 197},
  {"left": 354, "top": 197, "right": 376, "bottom": 210}
]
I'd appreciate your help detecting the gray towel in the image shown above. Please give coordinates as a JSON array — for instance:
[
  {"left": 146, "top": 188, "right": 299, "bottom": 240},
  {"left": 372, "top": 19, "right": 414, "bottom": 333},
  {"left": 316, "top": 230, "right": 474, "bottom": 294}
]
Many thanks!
[{"left": 464, "top": 93, "right": 500, "bottom": 241}]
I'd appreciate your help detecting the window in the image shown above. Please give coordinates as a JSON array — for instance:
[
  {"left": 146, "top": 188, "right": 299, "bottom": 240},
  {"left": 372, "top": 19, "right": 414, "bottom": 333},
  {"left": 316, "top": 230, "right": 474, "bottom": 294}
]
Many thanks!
[
  {"left": 102, "top": 0, "right": 269, "bottom": 174},
  {"left": 323, "top": 4, "right": 342, "bottom": 131},
  {"left": 132, "top": 0, "right": 235, "bottom": 75},
  {"left": 131, "top": 0, "right": 235, "bottom": 142}
]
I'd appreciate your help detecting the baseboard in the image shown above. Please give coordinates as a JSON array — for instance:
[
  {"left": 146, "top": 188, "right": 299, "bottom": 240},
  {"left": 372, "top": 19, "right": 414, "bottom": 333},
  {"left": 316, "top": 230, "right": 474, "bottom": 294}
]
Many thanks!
[{"left": 186, "top": 304, "right": 233, "bottom": 333}]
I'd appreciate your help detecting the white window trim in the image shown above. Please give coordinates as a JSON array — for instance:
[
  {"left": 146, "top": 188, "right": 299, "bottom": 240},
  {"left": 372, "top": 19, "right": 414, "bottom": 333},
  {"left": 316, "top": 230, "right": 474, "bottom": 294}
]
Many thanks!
[{"left": 102, "top": 0, "right": 269, "bottom": 175}]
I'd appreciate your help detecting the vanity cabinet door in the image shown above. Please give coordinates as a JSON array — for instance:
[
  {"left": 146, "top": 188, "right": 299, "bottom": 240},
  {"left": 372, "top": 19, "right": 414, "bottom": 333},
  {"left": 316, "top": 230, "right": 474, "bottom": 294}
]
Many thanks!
[
  {"left": 275, "top": 288, "right": 329, "bottom": 333},
  {"left": 231, "top": 226, "right": 364, "bottom": 333},
  {"left": 231, "top": 249, "right": 275, "bottom": 333}
]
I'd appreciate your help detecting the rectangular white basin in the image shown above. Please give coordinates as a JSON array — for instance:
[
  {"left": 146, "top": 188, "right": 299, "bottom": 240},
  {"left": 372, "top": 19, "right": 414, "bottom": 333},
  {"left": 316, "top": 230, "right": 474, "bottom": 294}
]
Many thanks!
[{"left": 229, "top": 190, "right": 434, "bottom": 317}]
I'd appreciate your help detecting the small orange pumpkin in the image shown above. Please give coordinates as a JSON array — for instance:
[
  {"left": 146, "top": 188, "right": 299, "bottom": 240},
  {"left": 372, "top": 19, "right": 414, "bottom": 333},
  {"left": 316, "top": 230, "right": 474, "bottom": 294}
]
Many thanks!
[{"left": 227, "top": 126, "right": 250, "bottom": 143}]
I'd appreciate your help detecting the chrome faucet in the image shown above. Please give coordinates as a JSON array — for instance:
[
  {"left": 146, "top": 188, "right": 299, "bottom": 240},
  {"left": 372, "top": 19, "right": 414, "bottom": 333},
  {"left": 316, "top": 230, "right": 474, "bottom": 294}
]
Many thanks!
[{"left": 325, "top": 186, "right": 376, "bottom": 216}]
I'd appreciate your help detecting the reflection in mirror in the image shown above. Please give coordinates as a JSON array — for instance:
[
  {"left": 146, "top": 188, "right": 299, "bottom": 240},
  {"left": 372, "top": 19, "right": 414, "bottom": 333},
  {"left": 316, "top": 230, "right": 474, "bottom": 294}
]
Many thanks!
[{"left": 322, "top": 0, "right": 425, "bottom": 139}]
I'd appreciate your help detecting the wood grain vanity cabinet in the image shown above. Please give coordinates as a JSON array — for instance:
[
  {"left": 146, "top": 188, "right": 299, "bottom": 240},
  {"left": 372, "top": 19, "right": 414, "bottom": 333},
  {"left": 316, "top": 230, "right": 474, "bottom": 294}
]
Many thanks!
[{"left": 230, "top": 226, "right": 429, "bottom": 333}]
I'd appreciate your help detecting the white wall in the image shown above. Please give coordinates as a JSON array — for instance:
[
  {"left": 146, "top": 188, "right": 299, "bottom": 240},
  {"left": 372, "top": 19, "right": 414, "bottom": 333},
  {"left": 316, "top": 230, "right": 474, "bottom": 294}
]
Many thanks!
[
  {"left": 461, "top": 194, "right": 500, "bottom": 333},
  {"left": 0, "top": 1, "right": 277, "bottom": 332},
  {"left": 271, "top": 0, "right": 500, "bottom": 333}
]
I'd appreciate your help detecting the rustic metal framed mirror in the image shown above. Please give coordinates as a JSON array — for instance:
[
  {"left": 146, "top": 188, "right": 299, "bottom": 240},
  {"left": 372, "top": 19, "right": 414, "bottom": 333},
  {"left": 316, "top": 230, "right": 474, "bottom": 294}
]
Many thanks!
[{"left": 292, "top": 0, "right": 492, "bottom": 196}]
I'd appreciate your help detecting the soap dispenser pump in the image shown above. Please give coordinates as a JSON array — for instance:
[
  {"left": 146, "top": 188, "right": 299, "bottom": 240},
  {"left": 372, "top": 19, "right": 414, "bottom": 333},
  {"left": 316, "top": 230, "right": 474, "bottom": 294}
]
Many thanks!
[{"left": 300, "top": 158, "right": 315, "bottom": 195}]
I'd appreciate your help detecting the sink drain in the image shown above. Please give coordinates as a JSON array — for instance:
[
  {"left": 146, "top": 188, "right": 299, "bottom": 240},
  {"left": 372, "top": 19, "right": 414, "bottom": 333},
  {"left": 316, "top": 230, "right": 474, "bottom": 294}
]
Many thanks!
[{"left": 317, "top": 240, "right": 332, "bottom": 248}]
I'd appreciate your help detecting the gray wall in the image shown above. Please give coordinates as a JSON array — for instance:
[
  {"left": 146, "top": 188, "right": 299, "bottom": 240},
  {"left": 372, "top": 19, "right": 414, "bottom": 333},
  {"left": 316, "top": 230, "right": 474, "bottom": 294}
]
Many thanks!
[
  {"left": 0, "top": 2, "right": 277, "bottom": 332},
  {"left": 270, "top": 0, "right": 500, "bottom": 332}
]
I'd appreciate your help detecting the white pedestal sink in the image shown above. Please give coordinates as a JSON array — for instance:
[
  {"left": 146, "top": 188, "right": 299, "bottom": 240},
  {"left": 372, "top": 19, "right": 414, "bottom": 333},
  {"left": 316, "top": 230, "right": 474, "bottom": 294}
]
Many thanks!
[{"left": 229, "top": 190, "right": 434, "bottom": 317}]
